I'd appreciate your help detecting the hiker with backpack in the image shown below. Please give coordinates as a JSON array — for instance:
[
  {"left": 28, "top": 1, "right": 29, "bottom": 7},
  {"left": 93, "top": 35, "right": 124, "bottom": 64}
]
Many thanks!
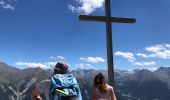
[
  {"left": 93, "top": 73, "right": 116, "bottom": 100},
  {"left": 33, "top": 62, "right": 82, "bottom": 100}
]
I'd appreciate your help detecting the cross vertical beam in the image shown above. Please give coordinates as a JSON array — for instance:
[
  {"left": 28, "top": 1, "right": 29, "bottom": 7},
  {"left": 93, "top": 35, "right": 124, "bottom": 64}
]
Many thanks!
[{"left": 105, "top": 0, "right": 115, "bottom": 87}]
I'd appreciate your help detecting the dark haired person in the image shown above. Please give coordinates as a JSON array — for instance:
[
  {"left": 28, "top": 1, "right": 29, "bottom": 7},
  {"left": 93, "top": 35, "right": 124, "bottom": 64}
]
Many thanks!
[
  {"left": 93, "top": 73, "right": 116, "bottom": 100},
  {"left": 32, "top": 62, "right": 82, "bottom": 100}
]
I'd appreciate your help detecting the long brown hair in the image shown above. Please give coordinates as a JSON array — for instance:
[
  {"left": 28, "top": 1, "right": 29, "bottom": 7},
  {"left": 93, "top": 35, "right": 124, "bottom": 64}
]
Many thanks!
[{"left": 94, "top": 73, "right": 107, "bottom": 94}]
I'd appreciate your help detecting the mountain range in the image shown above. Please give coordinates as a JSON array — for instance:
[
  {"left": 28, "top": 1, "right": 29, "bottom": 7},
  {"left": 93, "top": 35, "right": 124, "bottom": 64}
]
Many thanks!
[{"left": 0, "top": 62, "right": 170, "bottom": 100}]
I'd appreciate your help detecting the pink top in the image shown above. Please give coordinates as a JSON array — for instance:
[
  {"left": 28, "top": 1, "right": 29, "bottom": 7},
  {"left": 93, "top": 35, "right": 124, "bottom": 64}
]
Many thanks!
[{"left": 94, "top": 84, "right": 114, "bottom": 100}]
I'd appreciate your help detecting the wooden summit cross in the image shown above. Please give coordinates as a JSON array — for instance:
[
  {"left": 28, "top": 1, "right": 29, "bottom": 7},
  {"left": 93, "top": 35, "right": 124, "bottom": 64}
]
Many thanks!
[{"left": 79, "top": 0, "right": 136, "bottom": 87}]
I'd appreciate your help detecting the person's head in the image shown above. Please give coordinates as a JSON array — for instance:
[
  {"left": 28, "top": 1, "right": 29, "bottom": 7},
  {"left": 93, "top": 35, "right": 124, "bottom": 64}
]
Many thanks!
[
  {"left": 94, "top": 73, "right": 107, "bottom": 94},
  {"left": 53, "top": 62, "right": 69, "bottom": 74}
]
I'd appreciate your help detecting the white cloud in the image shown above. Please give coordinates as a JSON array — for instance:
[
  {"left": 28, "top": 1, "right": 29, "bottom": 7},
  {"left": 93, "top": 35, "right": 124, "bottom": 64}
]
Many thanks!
[
  {"left": 46, "top": 62, "right": 58, "bottom": 68},
  {"left": 15, "top": 62, "right": 48, "bottom": 69},
  {"left": 0, "top": 1, "right": 5, "bottom": 5},
  {"left": 68, "top": 0, "right": 105, "bottom": 15},
  {"left": 145, "top": 44, "right": 166, "bottom": 53},
  {"left": 114, "top": 51, "right": 157, "bottom": 66},
  {"left": 2, "top": 4, "right": 14, "bottom": 10},
  {"left": 57, "top": 56, "right": 65, "bottom": 60},
  {"left": 146, "top": 44, "right": 170, "bottom": 59},
  {"left": 165, "top": 44, "right": 170, "bottom": 49},
  {"left": 68, "top": 5, "right": 76, "bottom": 12},
  {"left": 75, "top": 63, "right": 95, "bottom": 69},
  {"left": 46, "top": 61, "right": 70, "bottom": 68},
  {"left": 114, "top": 43, "right": 170, "bottom": 68},
  {"left": 50, "top": 56, "right": 66, "bottom": 60},
  {"left": 0, "top": 0, "right": 15, "bottom": 10},
  {"left": 149, "top": 51, "right": 170, "bottom": 59},
  {"left": 134, "top": 61, "right": 156, "bottom": 66},
  {"left": 15, "top": 61, "right": 70, "bottom": 69},
  {"left": 115, "top": 51, "right": 136, "bottom": 62},
  {"left": 80, "top": 57, "right": 105, "bottom": 63},
  {"left": 136, "top": 53, "right": 148, "bottom": 58},
  {"left": 147, "top": 67, "right": 158, "bottom": 72}
]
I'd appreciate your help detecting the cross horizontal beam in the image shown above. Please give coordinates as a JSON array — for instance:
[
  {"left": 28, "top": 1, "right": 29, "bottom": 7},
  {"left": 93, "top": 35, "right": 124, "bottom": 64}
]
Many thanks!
[{"left": 79, "top": 15, "right": 136, "bottom": 23}]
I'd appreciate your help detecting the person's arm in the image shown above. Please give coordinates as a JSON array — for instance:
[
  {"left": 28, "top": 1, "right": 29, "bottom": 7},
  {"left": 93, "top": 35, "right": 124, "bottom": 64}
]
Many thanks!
[
  {"left": 36, "top": 79, "right": 51, "bottom": 100},
  {"left": 110, "top": 87, "right": 117, "bottom": 100},
  {"left": 31, "top": 89, "right": 42, "bottom": 100}
]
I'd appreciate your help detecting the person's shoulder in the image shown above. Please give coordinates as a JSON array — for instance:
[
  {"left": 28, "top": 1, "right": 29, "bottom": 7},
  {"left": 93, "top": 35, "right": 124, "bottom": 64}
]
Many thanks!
[{"left": 106, "top": 84, "right": 114, "bottom": 90}]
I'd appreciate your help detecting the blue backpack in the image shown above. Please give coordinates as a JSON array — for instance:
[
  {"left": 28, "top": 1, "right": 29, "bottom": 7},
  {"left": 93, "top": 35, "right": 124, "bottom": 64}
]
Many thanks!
[{"left": 49, "top": 74, "right": 82, "bottom": 100}]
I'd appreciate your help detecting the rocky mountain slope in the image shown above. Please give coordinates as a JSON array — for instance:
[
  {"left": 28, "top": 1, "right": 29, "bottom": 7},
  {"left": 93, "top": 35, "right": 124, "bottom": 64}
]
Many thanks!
[{"left": 0, "top": 62, "right": 50, "bottom": 100}]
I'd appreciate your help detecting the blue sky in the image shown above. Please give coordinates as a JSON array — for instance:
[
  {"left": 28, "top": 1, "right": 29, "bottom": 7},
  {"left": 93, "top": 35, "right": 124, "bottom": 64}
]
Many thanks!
[{"left": 0, "top": 0, "right": 170, "bottom": 71}]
